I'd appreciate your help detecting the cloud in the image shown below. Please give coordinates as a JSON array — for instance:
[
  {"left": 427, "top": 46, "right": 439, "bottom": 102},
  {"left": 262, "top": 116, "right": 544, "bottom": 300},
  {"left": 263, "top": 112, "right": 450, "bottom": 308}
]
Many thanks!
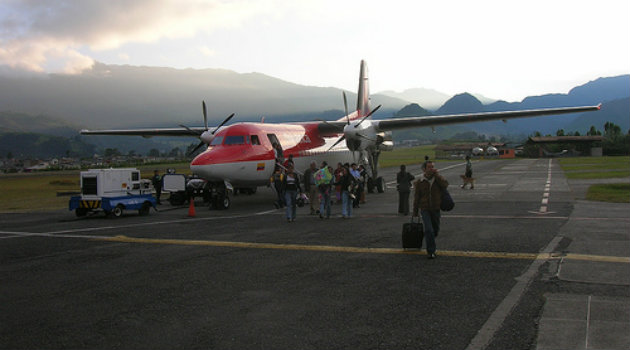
[
  {"left": 0, "top": 0, "right": 275, "bottom": 74},
  {"left": 198, "top": 46, "right": 216, "bottom": 58}
]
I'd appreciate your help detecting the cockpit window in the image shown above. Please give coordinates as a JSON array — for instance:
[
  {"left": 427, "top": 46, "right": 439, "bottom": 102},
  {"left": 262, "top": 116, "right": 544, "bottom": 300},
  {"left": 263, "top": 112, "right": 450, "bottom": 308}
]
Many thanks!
[
  {"left": 251, "top": 135, "right": 260, "bottom": 145},
  {"left": 224, "top": 135, "right": 247, "bottom": 145},
  {"left": 210, "top": 136, "right": 224, "bottom": 146}
]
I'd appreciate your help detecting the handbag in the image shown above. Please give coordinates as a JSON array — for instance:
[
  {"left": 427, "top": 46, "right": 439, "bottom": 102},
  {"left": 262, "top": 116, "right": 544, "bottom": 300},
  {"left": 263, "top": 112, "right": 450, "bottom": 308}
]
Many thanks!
[{"left": 440, "top": 188, "right": 455, "bottom": 211}]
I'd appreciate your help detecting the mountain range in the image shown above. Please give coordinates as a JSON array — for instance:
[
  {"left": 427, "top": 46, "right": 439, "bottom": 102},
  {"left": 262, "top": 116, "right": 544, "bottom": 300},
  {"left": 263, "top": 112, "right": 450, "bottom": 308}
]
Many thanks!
[{"left": 0, "top": 63, "right": 628, "bottom": 157}]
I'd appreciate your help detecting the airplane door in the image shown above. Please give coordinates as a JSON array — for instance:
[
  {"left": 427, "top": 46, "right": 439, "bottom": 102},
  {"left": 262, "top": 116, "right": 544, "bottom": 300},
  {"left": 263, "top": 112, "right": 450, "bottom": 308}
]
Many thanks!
[{"left": 266, "top": 134, "right": 281, "bottom": 149}]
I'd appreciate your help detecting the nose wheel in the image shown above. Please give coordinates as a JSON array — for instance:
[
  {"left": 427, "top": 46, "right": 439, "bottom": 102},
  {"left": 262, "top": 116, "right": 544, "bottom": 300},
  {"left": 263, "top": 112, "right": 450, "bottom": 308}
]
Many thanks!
[
  {"left": 208, "top": 181, "right": 232, "bottom": 210},
  {"left": 212, "top": 194, "right": 230, "bottom": 210}
]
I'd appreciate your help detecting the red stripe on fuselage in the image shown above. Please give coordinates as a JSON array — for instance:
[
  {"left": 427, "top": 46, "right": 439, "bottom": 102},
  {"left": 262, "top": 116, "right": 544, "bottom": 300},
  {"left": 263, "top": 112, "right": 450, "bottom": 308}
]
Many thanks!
[{"left": 191, "top": 122, "right": 337, "bottom": 166}]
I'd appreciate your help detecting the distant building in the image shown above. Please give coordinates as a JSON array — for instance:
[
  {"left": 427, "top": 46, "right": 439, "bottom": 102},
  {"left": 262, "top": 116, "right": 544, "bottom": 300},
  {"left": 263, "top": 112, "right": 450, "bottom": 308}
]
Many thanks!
[{"left": 526, "top": 136, "right": 604, "bottom": 157}]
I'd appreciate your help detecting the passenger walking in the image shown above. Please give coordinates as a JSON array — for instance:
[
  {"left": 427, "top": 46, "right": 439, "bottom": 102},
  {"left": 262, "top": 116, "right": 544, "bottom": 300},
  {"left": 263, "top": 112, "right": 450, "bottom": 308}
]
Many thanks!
[
  {"left": 334, "top": 163, "right": 343, "bottom": 203},
  {"left": 315, "top": 162, "right": 333, "bottom": 219},
  {"left": 358, "top": 165, "right": 367, "bottom": 204},
  {"left": 350, "top": 163, "right": 361, "bottom": 208},
  {"left": 412, "top": 161, "right": 448, "bottom": 259},
  {"left": 303, "top": 161, "right": 320, "bottom": 215},
  {"left": 270, "top": 167, "right": 285, "bottom": 208},
  {"left": 461, "top": 155, "right": 474, "bottom": 189},
  {"left": 396, "top": 164, "right": 415, "bottom": 215},
  {"left": 282, "top": 164, "right": 302, "bottom": 222},
  {"left": 337, "top": 165, "right": 356, "bottom": 218}
]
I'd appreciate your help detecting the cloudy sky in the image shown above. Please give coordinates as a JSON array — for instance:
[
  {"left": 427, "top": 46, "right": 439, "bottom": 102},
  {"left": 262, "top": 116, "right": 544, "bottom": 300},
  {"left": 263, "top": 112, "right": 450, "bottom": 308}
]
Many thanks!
[{"left": 1, "top": 0, "right": 628, "bottom": 102}]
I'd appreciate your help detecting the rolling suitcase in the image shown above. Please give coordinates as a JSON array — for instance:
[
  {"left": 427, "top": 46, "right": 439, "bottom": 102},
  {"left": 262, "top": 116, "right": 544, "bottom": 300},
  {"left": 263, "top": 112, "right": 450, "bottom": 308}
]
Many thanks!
[{"left": 402, "top": 216, "right": 424, "bottom": 249}]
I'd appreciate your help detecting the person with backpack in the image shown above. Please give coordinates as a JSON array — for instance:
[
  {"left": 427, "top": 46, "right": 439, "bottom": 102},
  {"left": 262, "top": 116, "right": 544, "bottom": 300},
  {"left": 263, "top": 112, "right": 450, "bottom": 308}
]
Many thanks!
[
  {"left": 412, "top": 160, "right": 448, "bottom": 259},
  {"left": 270, "top": 167, "right": 285, "bottom": 208},
  {"left": 315, "top": 161, "right": 333, "bottom": 219},
  {"left": 336, "top": 164, "right": 356, "bottom": 219},
  {"left": 282, "top": 163, "right": 302, "bottom": 222}
]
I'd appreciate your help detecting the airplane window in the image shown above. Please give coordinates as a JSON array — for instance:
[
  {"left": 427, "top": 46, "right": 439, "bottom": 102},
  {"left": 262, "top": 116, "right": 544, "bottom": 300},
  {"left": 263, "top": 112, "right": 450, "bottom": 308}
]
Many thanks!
[
  {"left": 210, "top": 136, "right": 223, "bottom": 146},
  {"left": 251, "top": 135, "right": 260, "bottom": 145},
  {"left": 224, "top": 135, "right": 246, "bottom": 145}
]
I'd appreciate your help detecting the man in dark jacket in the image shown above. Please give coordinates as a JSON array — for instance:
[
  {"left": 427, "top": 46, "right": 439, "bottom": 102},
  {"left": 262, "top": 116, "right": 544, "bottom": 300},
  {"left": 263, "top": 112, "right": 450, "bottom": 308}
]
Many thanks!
[
  {"left": 396, "top": 164, "right": 415, "bottom": 215},
  {"left": 412, "top": 161, "right": 448, "bottom": 259}
]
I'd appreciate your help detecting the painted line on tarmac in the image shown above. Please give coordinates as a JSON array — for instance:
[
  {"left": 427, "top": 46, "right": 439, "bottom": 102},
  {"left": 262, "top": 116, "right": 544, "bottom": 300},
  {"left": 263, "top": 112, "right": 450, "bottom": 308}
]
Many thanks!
[
  {"left": 465, "top": 236, "right": 563, "bottom": 350},
  {"left": 0, "top": 209, "right": 278, "bottom": 237},
  {"left": 95, "top": 235, "right": 629, "bottom": 263},
  {"left": 2, "top": 230, "right": 627, "bottom": 264}
]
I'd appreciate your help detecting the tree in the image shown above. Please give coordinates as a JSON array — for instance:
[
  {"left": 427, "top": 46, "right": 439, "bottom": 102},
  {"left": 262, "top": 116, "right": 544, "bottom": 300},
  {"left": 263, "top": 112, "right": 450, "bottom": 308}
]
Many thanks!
[
  {"left": 587, "top": 126, "right": 601, "bottom": 136},
  {"left": 604, "top": 122, "right": 622, "bottom": 139},
  {"left": 148, "top": 148, "right": 161, "bottom": 157},
  {"left": 104, "top": 148, "right": 121, "bottom": 157},
  {"left": 556, "top": 129, "right": 565, "bottom": 136},
  {"left": 168, "top": 147, "right": 182, "bottom": 157}
]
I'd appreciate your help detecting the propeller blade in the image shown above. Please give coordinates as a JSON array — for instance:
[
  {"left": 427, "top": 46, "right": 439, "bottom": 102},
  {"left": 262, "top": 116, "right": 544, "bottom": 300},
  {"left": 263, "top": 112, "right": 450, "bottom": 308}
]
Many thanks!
[
  {"left": 212, "top": 113, "right": 235, "bottom": 134},
  {"left": 327, "top": 135, "right": 346, "bottom": 152},
  {"left": 202, "top": 101, "right": 208, "bottom": 131},
  {"left": 343, "top": 91, "right": 350, "bottom": 125},
  {"left": 188, "top": 141, "right": 206, "bottom": 156},
  {"left": 354, "top": 104, "right": 381, "bottom": 128}
]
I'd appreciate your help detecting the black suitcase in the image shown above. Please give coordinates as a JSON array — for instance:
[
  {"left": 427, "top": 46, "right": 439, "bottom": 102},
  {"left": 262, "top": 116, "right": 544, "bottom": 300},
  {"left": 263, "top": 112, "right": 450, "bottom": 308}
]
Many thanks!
[{"left": 402, "top": 217, "right": 424, "bottom": 249}]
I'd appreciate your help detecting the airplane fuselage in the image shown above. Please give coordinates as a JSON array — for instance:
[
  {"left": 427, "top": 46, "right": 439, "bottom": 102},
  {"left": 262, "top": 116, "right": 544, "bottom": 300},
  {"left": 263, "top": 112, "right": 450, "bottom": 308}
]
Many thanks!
[{"left": 190, "top": 122, "right": 356, "bottom": 186}]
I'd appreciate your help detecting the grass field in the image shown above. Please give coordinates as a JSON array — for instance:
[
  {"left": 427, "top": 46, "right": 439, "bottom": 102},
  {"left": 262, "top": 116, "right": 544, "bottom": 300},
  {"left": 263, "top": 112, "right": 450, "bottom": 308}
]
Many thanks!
[
  {"left": 559, "top": 156, "right": 630, "bottom": 179},
  {"left": 559, "top": 156, "right": 630, "bottom": 203},
  {"left": 378, "top": 145, "right": 435, "bottom": 168},
  {"left": 586, "top": 184, "right": 630, "bottom": 203}
]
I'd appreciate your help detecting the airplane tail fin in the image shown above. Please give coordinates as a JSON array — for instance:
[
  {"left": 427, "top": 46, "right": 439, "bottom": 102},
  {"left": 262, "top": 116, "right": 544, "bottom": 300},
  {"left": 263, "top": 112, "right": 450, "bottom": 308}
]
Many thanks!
[{"left": 356, "top": 59, "right": 370, "bottom": 118}]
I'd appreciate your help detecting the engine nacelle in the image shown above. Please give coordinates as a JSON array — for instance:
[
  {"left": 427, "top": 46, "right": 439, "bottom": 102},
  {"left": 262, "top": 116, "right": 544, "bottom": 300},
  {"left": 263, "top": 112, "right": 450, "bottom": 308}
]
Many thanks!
[
  {"left": 200, "top": 130, "right": 215, "bottom": 144},
  {"left": 343, "top": 120, "right": 378, "bottom": 152},
  {"left": 378, "top": 140, "right": 394, "bottom": 151}
]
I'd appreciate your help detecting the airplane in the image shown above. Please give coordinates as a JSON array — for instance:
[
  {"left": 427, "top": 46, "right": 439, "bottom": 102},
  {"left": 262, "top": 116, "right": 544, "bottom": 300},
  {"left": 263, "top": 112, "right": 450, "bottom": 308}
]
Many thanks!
[{"left": 81, "top": 60, "right": 600, "bottom": 209}]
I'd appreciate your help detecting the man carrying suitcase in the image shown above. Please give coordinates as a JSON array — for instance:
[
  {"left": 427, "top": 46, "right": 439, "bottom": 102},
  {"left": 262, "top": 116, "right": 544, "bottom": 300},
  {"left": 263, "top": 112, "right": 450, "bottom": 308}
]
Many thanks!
[{"left": 412, "top": 161, "right": 448, "bottom": 259}]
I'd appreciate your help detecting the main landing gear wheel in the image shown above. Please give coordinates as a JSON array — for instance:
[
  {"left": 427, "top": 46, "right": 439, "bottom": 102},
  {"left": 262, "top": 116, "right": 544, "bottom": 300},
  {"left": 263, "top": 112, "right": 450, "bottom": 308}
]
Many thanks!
[{"left": 211, "top": 195, "right": 230, "bottom": 210}]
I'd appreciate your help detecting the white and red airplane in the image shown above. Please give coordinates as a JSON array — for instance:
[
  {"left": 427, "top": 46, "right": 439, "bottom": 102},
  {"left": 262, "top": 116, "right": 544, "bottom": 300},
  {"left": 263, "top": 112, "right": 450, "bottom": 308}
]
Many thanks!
[{"left": 81, "top": 60, "right": 600, "bottom": 209}]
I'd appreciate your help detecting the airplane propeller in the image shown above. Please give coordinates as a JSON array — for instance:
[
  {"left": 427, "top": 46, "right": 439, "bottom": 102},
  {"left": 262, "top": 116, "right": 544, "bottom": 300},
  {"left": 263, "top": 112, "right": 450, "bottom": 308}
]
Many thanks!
[
  {"left": 185, "top": 101, "right": 235, "bottom": 156},
  {"left": 327, "top": 95, "right": 382, "bottom": 152}
]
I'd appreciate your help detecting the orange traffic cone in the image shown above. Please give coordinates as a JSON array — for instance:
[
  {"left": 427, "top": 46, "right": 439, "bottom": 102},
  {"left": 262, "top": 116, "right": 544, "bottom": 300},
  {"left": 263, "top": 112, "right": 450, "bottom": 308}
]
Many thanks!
[{"left": 188, "top": 198, "right": 196, "bottom": 217}]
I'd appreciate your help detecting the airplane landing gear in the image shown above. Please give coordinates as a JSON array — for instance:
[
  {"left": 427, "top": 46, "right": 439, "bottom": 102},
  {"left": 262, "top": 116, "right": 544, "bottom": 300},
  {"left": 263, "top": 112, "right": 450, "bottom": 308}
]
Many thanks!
[
  {"left": 367, "top": 176, "right": 385, "bottom": 193},
  {"left": 207, "top": 181, "right": 233, "bottom": 210}
]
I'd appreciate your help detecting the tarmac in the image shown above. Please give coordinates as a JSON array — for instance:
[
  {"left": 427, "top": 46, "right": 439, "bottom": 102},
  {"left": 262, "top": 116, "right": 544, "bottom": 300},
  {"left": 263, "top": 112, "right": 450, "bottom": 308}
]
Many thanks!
[
  {"left": 1, "top": 160, "right": 628, "bottom": 349},
  {"left": 535, "top": 178, "right": 630, "bottom": 350}
]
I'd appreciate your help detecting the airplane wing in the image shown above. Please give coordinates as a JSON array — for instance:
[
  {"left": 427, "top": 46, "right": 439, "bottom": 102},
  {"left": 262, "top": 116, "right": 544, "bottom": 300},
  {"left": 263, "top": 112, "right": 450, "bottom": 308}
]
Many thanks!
[
  {"left": 372, "top": 104, "right": 601, "bottom": 132},
  {"left": 80, "top": 127, "right": 205, "bottom": 137}
]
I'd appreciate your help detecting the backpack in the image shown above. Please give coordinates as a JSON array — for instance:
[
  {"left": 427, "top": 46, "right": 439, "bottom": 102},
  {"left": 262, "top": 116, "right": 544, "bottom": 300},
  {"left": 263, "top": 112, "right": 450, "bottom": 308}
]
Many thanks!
[{"left": 440, "top": 188, "right": 455, "bottom": 211}]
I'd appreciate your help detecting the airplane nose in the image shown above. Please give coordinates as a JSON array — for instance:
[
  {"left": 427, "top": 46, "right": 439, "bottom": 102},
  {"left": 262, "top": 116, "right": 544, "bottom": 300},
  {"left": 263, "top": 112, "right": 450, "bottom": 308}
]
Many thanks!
[{"left": 190, "top": 151, "right": 221, "bottom": 181}]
